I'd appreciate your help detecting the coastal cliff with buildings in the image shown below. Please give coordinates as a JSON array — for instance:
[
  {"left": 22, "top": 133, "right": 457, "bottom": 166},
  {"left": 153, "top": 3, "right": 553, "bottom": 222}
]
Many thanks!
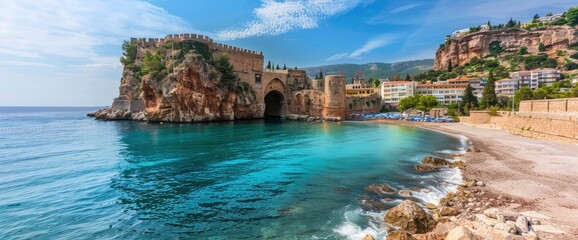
[
  {"left": 434, "top": 25, "right": 578, "bottom": 70},
  {"left": 91, "top": 34, "right": 381, "bottom": 122}
]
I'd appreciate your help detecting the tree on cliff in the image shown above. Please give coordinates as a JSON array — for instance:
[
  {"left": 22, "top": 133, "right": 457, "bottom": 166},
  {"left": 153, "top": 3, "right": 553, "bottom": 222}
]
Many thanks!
[
  {"left": 505, "top": 18, "right": 516, "bottom": 28},
  {"left": 567, "top": 7, "right": 578, "bottom": 26},
  {"left": 480, "top": 70, "right": 498, "bottom": 109},
  {"left": 538, "top": 43, "right": 546, "bottom": 52},
  {"left": 519, "top": 46, "right": 528, "bottom": 55},
  {"left": 120, "top": 41, "right": 137, "bottom": 69},
  {"left": 215, "top": 54, "right": 241, "bottom": 91},
  {"left": 447, "top": 60, "right": 453, "bottom": 72},
  {"left": 266, "top": 61, "right": 271, "bottom": 69},
  {"left": 460, "top": 83, "right": 478, "bottom": 115}
]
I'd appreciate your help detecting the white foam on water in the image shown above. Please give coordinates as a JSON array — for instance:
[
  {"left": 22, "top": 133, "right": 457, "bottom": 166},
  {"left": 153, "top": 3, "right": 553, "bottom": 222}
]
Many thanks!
[
  {"left": 411, "top": 167, "right": 463, "bottom": 205},
  {"left": 333, "top": 208, "right": 386, "bottom": 240}
]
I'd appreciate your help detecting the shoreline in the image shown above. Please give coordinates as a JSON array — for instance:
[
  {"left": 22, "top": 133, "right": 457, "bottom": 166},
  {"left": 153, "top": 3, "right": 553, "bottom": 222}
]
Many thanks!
[{"left": 366, "top": 119, "right": 578, "bottom": 239}]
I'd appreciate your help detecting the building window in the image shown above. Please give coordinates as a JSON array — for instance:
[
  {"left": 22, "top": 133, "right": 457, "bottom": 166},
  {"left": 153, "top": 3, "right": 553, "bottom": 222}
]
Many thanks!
[{"left": 255, "top": 74, "right": 261, "bottom": 84}]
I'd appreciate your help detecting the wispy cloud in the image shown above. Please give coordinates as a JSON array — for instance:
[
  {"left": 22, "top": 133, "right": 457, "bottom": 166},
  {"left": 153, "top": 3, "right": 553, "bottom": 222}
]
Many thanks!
[
  {"left": 216, "top": 0, "right": 371, "bottom": 40},
  {"left": 0, "top": 0, "right": 192, "bottom": 64},
  {"left": 390, "top": 2, "right": 423, "bottom": 14},
  {"left": 326, "top": 53, "right": 349, "bottom": 61},
  {"left": 326, "top": 34, "right": 397, "bottom": 61}
]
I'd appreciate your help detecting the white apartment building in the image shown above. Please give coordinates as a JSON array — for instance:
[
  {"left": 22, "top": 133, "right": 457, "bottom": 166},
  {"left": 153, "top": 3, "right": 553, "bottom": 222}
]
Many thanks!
[
  {"left": 380, "top": 81, "right": 415, "bottom": 107},
  {"left": 495, "top": 79, "right": 518, "bottom": 96},
  {"left": 416, "top": 82, "right": 466, "bottom": 105},
  {"left": 510, "top": 68, "right": 560, "bottom": 90}
]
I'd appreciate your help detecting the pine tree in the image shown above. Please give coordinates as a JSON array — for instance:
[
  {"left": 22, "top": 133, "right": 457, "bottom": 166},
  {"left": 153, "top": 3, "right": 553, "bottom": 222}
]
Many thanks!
[
  {"left": 448, "top": 60, "right": 453, "bottom": 72},
  {"left": 283, "top": 64, "right": 287, "bottom": 70},
  {"left": 533, "top": 14, "right": 540, "bottom": 20},
  {"left": 405, "top": 74, "right": 411, "bottom": 81},
  {"left": 460, "top": 83, "right": 478, "bottom": 114},
  {"left": 505, "top": 18, "right": 516, "bottom": 28},
  {"left": 266, "top": 60, "right": 271, "bottom": 69},
  {"left": 480, "top": 70, "right": 498, "bottom": 109},
  {"left": 276, "top": 64, "right": 280, "bottom": 70}
]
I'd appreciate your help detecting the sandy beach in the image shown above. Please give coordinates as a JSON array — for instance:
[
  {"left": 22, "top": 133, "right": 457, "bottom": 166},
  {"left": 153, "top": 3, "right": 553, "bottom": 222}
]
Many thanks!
[{"left": 370, "top": 120, "right": 578, "bottom": 239}]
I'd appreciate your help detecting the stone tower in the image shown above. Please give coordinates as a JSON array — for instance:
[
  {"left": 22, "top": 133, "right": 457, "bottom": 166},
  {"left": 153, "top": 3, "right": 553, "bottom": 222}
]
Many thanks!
[{"left": 323, "top": 75, "right": 346, "bottom": 119}]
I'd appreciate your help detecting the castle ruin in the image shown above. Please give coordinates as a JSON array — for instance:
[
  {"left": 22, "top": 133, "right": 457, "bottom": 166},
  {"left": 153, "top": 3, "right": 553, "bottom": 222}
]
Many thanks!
[{"left": 109, "top": 33, "right": 380, "bottom": 121}]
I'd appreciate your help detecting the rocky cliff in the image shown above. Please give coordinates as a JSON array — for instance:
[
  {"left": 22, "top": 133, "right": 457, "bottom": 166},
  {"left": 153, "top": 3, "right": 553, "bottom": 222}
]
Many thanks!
[
  {"left": 434, "top": 26, "right": 578, "bottom": 70},
  {"left": 92, "top": 42, "right": 261, "bottom": 122}
]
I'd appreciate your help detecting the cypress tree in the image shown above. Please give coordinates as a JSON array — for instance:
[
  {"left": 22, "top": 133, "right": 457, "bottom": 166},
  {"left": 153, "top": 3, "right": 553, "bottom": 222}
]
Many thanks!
[
  {"left": 283, "top": 64, "right": 287, "bottom": 70},
  {"left": 448, "top": 60, "right": 453, "bottom": 72},
  {"left": 266, "top": 60, "right": 271, "bottom": 69},
  {"left": 319, "top": 69, "right": 323, "bottom": 79},
  {"left": 460, "top": 83, "right": 478, "bottom": 114},
  {"left": 480, "top": 70, "right": 498, "bottom": 109},
  {"left": 405, "top": 74, "right": 411, "bottom": 81},
  {"left": 276, "top": 64, "right": 280, "bottom": 70}
]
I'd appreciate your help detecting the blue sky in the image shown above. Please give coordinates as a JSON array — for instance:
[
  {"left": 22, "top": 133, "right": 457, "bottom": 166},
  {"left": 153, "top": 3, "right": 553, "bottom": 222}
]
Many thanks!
[{"left": 0, "top": 0, "right": 576, "bottom": 106}]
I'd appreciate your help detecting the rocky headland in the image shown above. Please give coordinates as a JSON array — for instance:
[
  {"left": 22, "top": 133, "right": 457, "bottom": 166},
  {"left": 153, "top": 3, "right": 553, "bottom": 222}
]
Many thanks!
[{"left": 434, "top": 26, "right": 578, "bottom": 70}]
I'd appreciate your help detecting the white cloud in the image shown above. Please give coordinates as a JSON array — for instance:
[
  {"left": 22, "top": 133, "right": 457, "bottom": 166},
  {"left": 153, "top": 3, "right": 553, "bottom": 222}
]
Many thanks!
[
  {"left": 326, "top": 53, "right": 348, "bottom": 61},
  {"left": 326, "top": 34, "right": 397, "bottom": 61},
  {"left": 390, "top": 2, "right": 423, "bottom": 14},
  {"left": 0, "top": 0, "right": 192, "bottom": 63},
  {"left": 348, "top": 34, "right": 396, "bottom": 59},
  {"left": 216, "top": 0, "right": 371, "bottom": 40},
  {"left": 0, "top": 0, "right": 194, "bottom": 106}
]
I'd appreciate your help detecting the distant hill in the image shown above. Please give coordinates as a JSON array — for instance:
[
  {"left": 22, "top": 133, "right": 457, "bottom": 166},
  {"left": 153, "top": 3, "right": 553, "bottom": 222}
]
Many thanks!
[{"left": 302, "top": 59, "right": 433, "bottom": 82}]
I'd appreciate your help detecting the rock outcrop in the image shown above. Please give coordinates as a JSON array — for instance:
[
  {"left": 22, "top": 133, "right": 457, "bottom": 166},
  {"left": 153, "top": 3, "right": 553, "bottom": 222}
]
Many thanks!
[
  {"left": 141, "top": 54, "right": 260, "bottom": 122},
  {"left": 384, "top": 200, "right": 437, "bottom": 234},
  {"left": 433, "top": 26, "right": 578, "bottom": 70}
]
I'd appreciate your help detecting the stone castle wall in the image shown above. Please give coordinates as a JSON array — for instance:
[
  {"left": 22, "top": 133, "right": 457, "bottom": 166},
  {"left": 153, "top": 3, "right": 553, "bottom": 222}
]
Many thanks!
[
  {"left": 112, "top": 34, "right": 379, "bottom": 121},
  {"left": 323, "top": 75, "right": 347, "bottom": 119},
  {"left": 345, "top": 93, "right": 382, "bottom": 115}
]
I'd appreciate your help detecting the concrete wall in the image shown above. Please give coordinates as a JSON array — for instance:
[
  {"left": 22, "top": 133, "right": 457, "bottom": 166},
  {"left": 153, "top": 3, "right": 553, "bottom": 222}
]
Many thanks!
[{"left": 519, "top": 98, "right": 578, "bottom": 113}]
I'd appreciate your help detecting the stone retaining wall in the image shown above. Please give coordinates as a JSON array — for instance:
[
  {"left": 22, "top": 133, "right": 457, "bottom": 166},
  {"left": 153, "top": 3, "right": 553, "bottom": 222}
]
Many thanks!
[
  {"left": 491, "top": 111, "right": 578, "bottom": 144},
  {"left": 112, "top": 99, "right": 146, "bottom": 112},
  {"left": 519, "top": 98, "right": 578, "bottom": 113}
]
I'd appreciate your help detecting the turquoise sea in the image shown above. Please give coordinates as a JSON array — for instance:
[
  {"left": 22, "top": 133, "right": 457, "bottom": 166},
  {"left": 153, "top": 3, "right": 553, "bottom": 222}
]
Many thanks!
[{"left": 0, "top": 107, "right": 465, "bottom": 239}]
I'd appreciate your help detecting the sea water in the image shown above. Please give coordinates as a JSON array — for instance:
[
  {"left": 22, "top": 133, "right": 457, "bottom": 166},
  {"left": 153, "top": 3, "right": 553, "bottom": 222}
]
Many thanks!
[{"left": 0, "top": 107, "right": 465, "bottom": 239}]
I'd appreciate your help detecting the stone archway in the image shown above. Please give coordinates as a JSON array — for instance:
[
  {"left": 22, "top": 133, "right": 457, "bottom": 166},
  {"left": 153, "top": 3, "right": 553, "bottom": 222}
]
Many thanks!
[{"left": 264, "top": 90, "right": 284, "bottom": 117}]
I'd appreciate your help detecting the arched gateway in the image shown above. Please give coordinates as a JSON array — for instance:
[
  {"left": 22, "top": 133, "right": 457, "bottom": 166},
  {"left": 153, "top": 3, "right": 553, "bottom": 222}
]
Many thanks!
[{"left": 263, "top": 78, "right": 286, "bottom": 117}]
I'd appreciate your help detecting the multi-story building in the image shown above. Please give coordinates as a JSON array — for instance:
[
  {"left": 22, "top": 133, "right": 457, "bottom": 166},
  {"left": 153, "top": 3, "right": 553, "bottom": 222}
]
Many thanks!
[
  {"left": 416, "top": 82, "right": 466, "bottom": 105},
  {"left": 380, "top": 81, "right": 416, "bottom": 107},
  {"left": 510, "top": 68, "right": 560, "bottom": 90},
  {"left": 495, "top": 78, "right": 518, "bottom": 96}
]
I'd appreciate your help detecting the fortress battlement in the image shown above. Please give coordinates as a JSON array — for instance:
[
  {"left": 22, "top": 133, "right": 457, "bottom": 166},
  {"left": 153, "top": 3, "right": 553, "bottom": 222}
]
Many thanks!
[{"left": 130, "top": 33, "right": 263, "bottom": 56}]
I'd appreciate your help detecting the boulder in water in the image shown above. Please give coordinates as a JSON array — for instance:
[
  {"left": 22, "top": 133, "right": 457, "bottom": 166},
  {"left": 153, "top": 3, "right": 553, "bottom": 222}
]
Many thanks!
[
  {"left": 421, "top": 156, "right": 451, "bottom": 166},
  {"left": 415, "top": 164, "right": 437, "bottom": 171},
  {"left": 384, "top": 200, "right": 436, "bottom": 234},
  {"left": 364, "top": 183, "right": 396, "bottom": 196}
]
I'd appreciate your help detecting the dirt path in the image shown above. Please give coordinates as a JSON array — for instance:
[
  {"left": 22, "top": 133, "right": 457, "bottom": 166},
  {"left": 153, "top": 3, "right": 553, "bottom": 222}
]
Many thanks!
[{"left": 369, "top": 120, "right": 578, "bottom": 239}]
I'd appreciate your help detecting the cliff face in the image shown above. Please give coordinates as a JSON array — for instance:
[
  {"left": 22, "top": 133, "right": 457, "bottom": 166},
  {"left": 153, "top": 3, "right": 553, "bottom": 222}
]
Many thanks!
[
  {"left": 433, "top": 26, "right": 578, "bottom": 70},
  {"left": 141, "top": 54, "right": 260, "bottom": 122},
  {"left": 94, "top": 50, "right": 261, "bottom": 122}
]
